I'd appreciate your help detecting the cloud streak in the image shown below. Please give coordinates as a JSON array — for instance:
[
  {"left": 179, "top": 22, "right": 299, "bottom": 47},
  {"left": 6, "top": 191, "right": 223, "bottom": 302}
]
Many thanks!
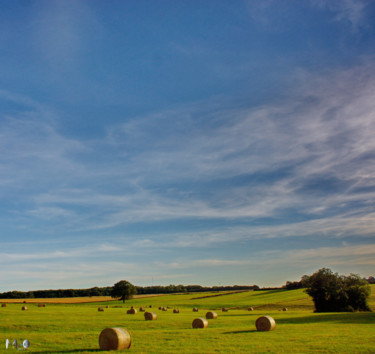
[{"left": 1, "top": 61, "right": 375, "bottom": 239}]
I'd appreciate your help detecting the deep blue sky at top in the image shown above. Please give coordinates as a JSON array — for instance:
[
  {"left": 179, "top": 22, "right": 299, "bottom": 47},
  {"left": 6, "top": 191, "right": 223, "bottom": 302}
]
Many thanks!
[
  {"left": 1, "top": 0, "right": 375, "bottom": 291},
  {"left": 3, "top": 1, "right": 371, "bottom": 134}
]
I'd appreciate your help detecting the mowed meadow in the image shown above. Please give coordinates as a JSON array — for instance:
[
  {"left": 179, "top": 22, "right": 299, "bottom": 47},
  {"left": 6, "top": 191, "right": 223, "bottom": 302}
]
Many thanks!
[{"left": 1, "top": 286, "right": 374, "bottom": 353}]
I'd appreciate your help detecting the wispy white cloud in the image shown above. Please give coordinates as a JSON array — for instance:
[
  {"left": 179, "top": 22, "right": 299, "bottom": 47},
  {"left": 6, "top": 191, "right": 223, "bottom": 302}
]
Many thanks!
[
  {"left": 2, "top": 239, "right": 374, "bottom": 291},
  {"left": 156, "top": 258, "right": 253, "bottom": 270},
  {"left": 0, "top": 252, "right": 193, "bottom": 290},
  {"left": 80, "top": 61, "right": 375, "bottom": 230},
  {"left": 312, "top": 0, "right": 368, "bottom": 29},
  {"left": 248, "top": 0, "right": 370, "bottom": 31},
  {"left": 2, "top": 61, "right": 375, "bottom": 238},
  {"left": 147, "top": 243, "right": 375, "bottom": 279},
  {"left": 0, "top": 93, "right": 87, "bottom": 192},
  {"left": 131, "top": 213, "right": 375, "bottom": 250},
  {"left": 29, "top": 0, "right": 99, "bottom": 71},
  {"left": 0, "top": 261, "right": 139, "bottom": 291},
  {"left": 0, "top": 242, "right": 137, "bottom": 265},
  {"left": 250, "top": 242, "right": 375, "bottom": 284}
]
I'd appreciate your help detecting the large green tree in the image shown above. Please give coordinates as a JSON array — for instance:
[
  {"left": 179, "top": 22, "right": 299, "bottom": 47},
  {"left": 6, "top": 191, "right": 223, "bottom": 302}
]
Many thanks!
[
  {"left": 111, "top": 280, "right": 137, "bottom": 303},
  {"left": 304, "top": 268, "right": 371, "bottom": 312}
]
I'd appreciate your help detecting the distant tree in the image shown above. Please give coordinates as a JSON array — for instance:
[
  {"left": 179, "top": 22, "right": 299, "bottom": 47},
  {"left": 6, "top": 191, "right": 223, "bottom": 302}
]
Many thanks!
[
  {"left": 89, "top": 287, "right": 102, "bottom": 296},
  {"left": 111, "top": 280, "right": 137, "bottom": 303},
  {"left": 283, "top": 281, "right": 303, "bottom": 290},
  {"left": 300, "top": 275, "right": 310, "bottom": 287},
  {"left": 64, "top": 289, "right": 76, "bottom": 297},
  {"left": 305, "top": 268, "right": 371, "bottom": 312}
]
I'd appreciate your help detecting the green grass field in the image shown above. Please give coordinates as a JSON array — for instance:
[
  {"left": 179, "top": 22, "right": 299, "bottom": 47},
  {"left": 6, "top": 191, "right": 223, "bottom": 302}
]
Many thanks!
[{"left": 1, "top": 286, "right": 374, "bottom": 353}]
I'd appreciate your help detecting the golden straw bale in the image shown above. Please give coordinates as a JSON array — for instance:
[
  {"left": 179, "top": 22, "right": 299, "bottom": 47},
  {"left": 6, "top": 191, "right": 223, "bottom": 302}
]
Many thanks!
[
  {"left": 1, "top": 304, "right": 7, "bottom": 307},
  {"left": 193, "top": 308, "right": 198, "bottom": 312},
  {"left": 139, "top": 307, "right": 146, "bottom": 312},
  {"left": 99, "top": 327, "right": 131, "bottom": 350},
  {"left": 282, "top": 307, "right": 288, "bottom": 311},
  {"left": 144, "top": 311, "right": 157, "bottom": 321},
  {"left": 222, "top": 308, "right": 229, "bottom": 312},
  {"left": 173, "top": 309, "right": 180, "bottom": 313},
  {"left": 248, "top": 307, "right": 254, "bottom": 311},
  {"left": 98, "top": 307, "right": 104, "bottom": 312},
  {"left": 206, "top": 311, "right": 218, "bottom": 319},
  {"left": 192, "top": 317, "right": 208, "bottom": 329},
  {"left": 38, "top": 304, "right": 45, "bottom": 308},
  {"left": 255, "top": 316, "right": 276, "bottom": 331},
  {"left": 162, "top": 307, "right": 168, "bottom": 311},
  {"left": 22, "top": 306, "right": 27, "bottom": 311},
  {"left": 127, "top": 308, "right": 137, "bottom": 314}
]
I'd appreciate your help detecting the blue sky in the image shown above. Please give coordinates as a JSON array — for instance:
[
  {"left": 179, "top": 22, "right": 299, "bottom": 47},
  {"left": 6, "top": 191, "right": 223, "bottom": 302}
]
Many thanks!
[{"left": 1, "top": 0, "right": 375, "bottom": 292}]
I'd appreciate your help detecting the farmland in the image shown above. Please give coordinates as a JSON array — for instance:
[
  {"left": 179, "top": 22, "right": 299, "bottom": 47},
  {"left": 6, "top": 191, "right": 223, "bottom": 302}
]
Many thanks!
[{"left": 1, "top": 286, "right": 374, "bottom": 353}]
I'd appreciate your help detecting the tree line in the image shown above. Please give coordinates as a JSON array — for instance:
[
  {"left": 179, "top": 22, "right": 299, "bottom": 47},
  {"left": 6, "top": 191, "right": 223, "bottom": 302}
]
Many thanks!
[
  {"left": 0, "top": 284, "right": 259, "bottom": 299},
  {"left": 0, "top": 286, "right": 113, "bottom": 299}
]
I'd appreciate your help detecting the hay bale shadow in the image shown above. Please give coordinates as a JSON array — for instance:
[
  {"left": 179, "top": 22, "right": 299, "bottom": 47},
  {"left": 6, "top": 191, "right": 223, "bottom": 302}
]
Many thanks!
[
  {"left": 33, "top": 350, "right": 102, "bottom": 353},
  {"left": 223, "top": 330, "right": 258, "bottom": 334}
]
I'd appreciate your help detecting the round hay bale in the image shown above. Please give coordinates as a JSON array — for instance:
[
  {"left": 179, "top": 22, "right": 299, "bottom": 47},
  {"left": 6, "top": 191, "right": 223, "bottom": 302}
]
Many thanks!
[
  {"left": 139, "top": 307, "right": 146, "bottom": 312},
  {"left": 282, "top": 307, "right": 288, "bottom": 311},
  {"left": 106, "top": 305, "right": 109, "bottom": 308},
  {"left": 149, "top": 305, "right": 152, "bottom": 308},
  {"left": 23, "top": 301, "right": 27, "bottom": 303},
  {"left": 1, "top": 303, "right": 7, "bottom": 307},
  {"left": 158, "top": 306, "right": 162, "bottom": 310},
  {"left": 248, "top": 307, "right": 254, "bottom": 311},
  {"left": 192, "top": 317, "right": 208, "bottom": 329},
  {"left": 127, "top": 308, "right": 137, "bottom": 314},
  {"left": 144, "top": 311, "right": 157, "bottom": 321},
  {"left": 99, "top": 327, "right": 131, "bottom": 350},
  {"left": 173, "top": 309, "right": 180, "bottom": 313},
  {"left": 162, "top": 307, "right": 168, "bottom": 311},
  {"left": 222, "top": 308, "right": 229, "bottom": 312},
  {"left": 38, "top": 304, "right": 45, "bottom": 308},
  {"left": 255, "top": 316, "right": 276, "bottom": 331},
  {"left": 98, "top": 307, "right": 104, "bottom": 312},
  {"left": 22, "top": 306, "right": 28, "bottom": 311},
  {"left": 193, "top": 307, "right": 198, "bottom": 312},
  {"left": 206, "top": 311, "right": 218, "bottom": 319}
]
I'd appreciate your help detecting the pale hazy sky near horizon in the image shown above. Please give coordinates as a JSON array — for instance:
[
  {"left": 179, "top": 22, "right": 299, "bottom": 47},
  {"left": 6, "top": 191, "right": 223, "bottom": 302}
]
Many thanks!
[{"left": 1, "top": 0, "right": 375, "bottom": 292}]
